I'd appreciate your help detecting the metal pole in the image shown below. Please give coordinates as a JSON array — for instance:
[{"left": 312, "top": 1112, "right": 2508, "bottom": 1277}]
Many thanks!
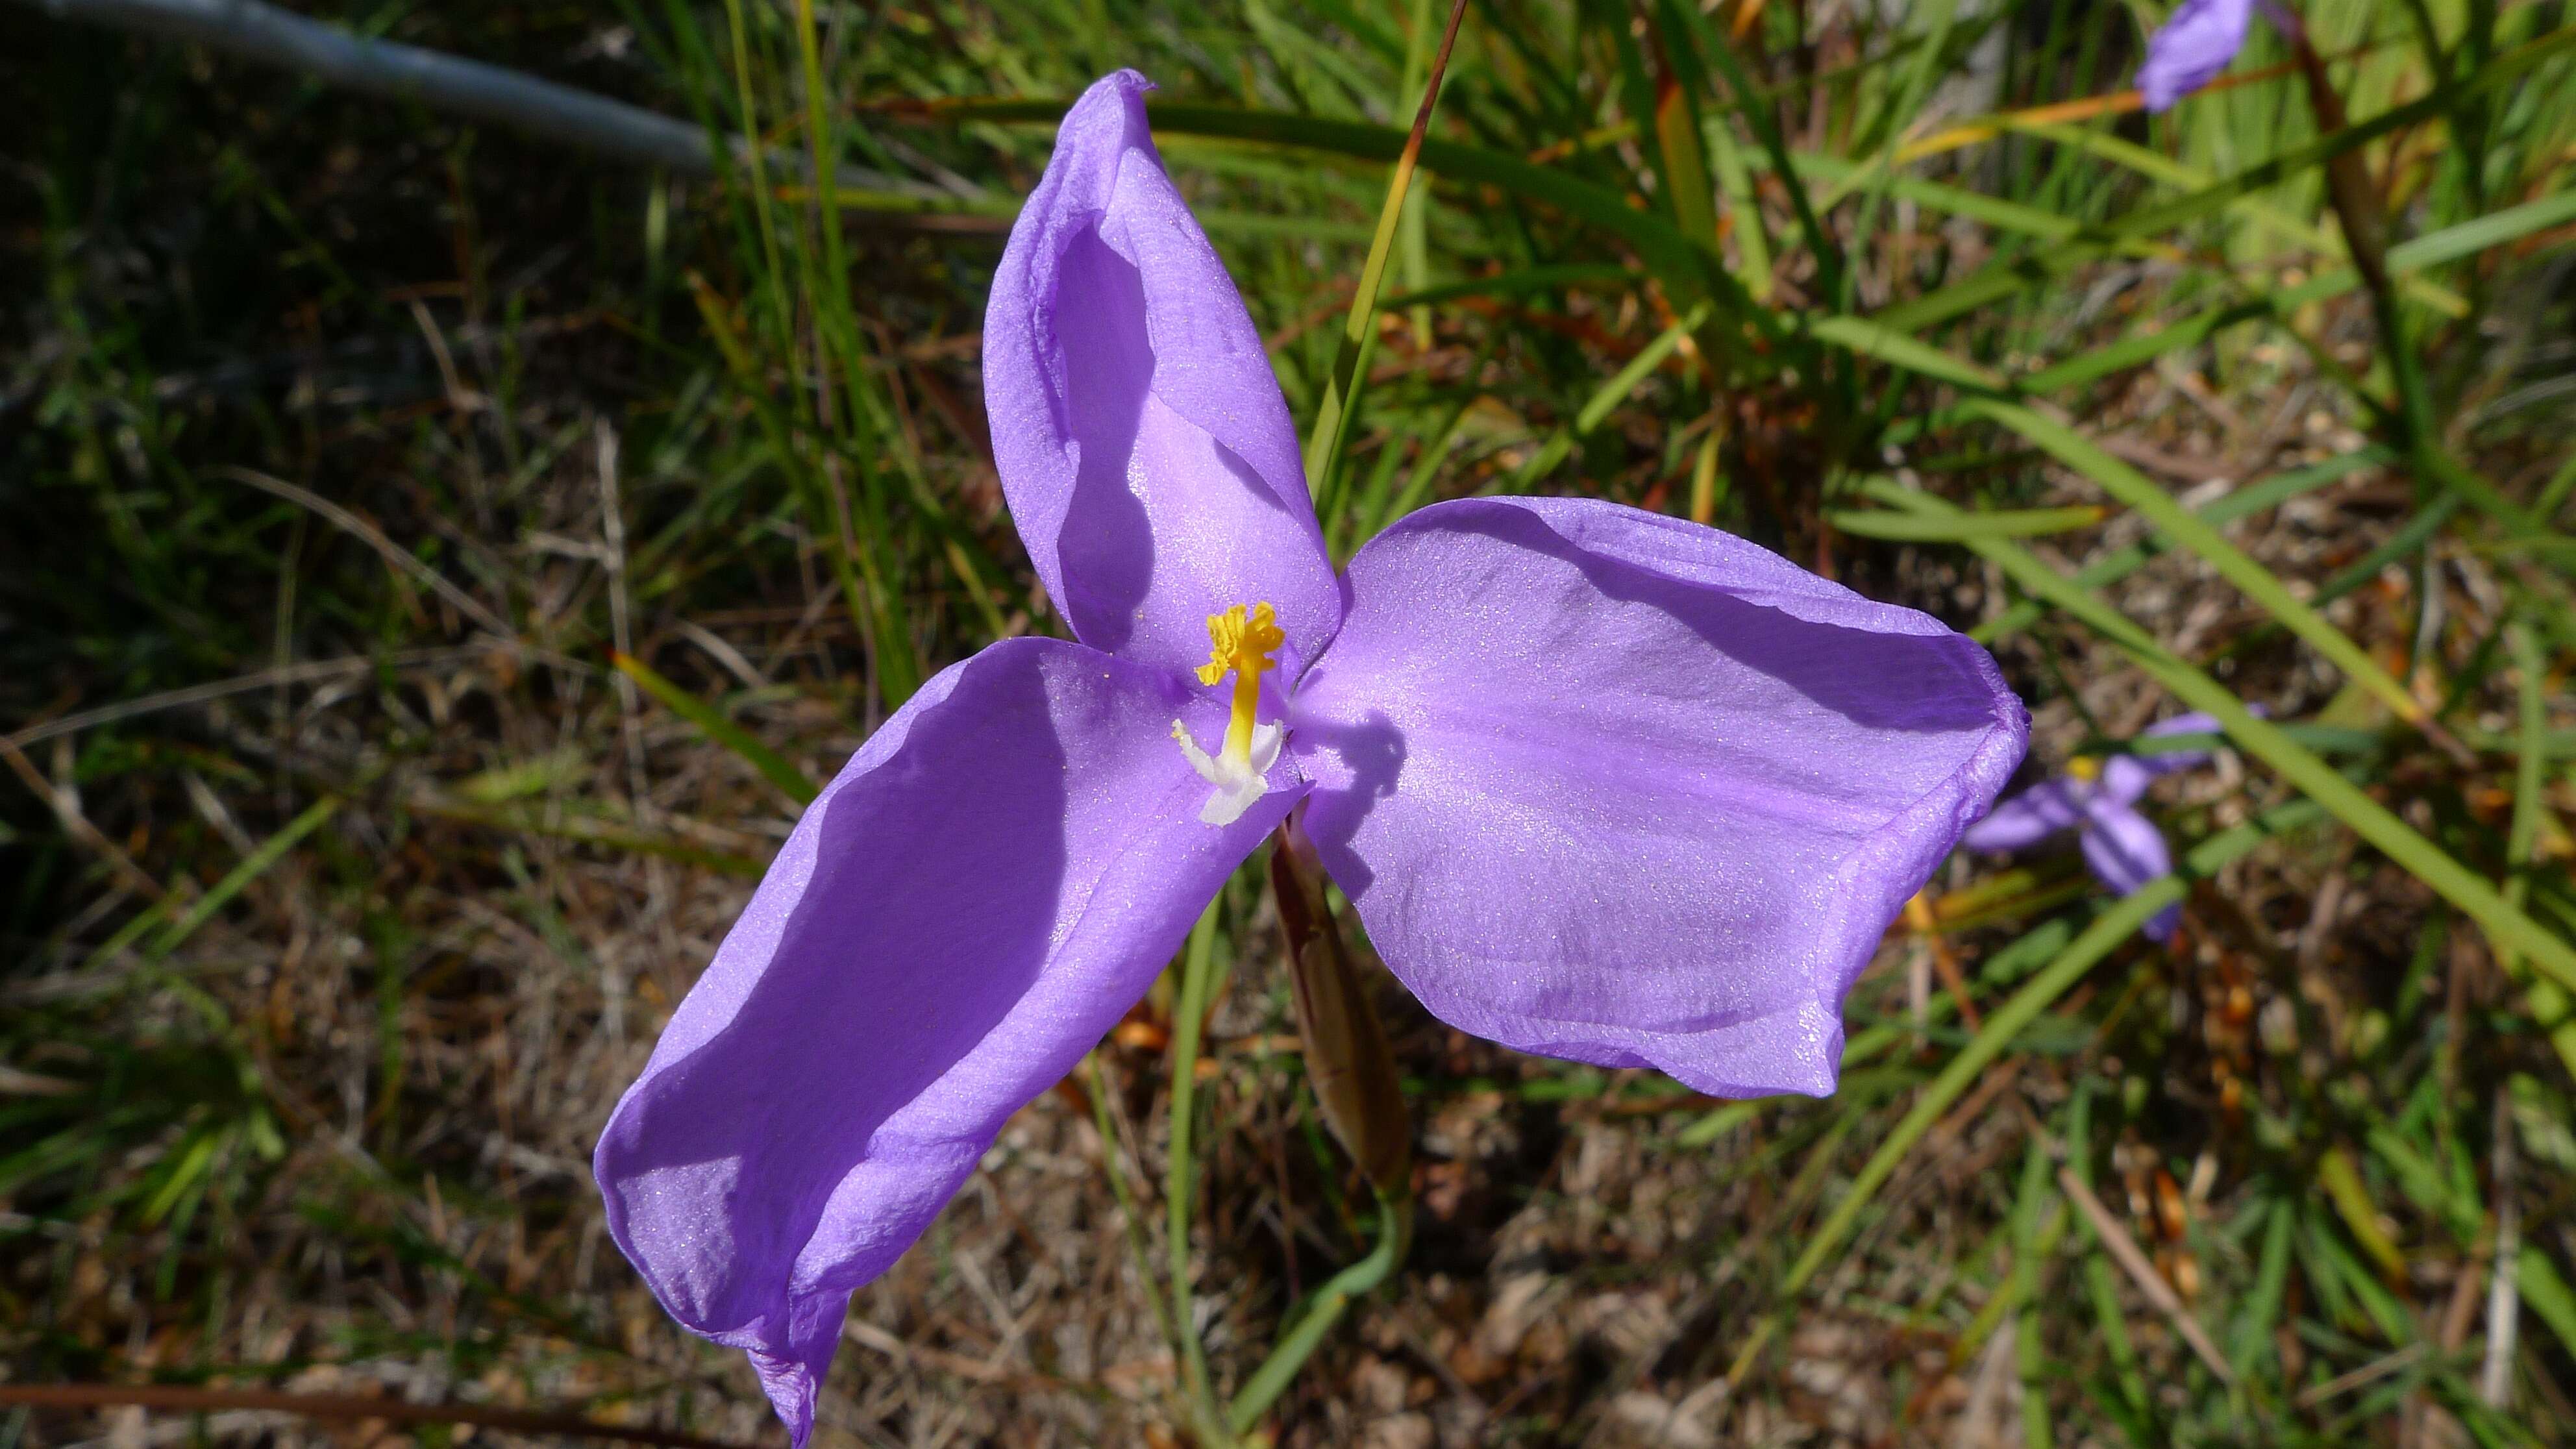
[{"left": 18, "top": 0, "right": 906, "bottom": 192}]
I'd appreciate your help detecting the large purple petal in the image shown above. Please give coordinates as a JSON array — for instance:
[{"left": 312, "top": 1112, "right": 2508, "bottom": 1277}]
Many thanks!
[
  {"left": 984, "top": 70, "right": 1342, "bottom": 679},
  {"left": 1291, "top": 498, "right": 2027, "bottom": 1099},
  {"left": 2077, "top": 799, "right": 2181, "bottom": 940},
  {"left": 2136, "top": 0, "right": 2255, "bottom": 111},
  {"left": 1961, "top": 777, "right": 2091, "bottom": 851},
  {"left": 594, "top": 638, "right": 1294, "bottom": 1444}
]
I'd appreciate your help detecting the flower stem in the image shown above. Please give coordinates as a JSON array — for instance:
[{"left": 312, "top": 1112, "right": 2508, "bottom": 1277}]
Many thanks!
[
  {"left": 1220, "top": 821, "right": 1416, "bottom": 1433},
  {"left": 1226, "top": 1185, "right": 1413, "bottom": 1435}
]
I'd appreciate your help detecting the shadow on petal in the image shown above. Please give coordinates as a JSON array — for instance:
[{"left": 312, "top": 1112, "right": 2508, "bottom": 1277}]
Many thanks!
[
  {"left": 597, "top": 654, "right": 1077, "bottom": 1419},
  {"left": 1056, "top": 225, "right": 1156, "bottom": 653},
  {"left": 594, "top": 639, "right": 1293, "bottom": 1444},
  {"left": 1294, "top": 497, "right": 2025, "bottom": 1100},
  {"left": 1281, "top": 706, "right": 1407, "bottom": 896}
]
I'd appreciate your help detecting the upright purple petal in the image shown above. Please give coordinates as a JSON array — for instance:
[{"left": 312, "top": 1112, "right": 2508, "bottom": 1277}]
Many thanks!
[
  {"left": 2136, "top": 0, "right": 2255, "bottom": 111},
  {"left": 2077, "top": 799, "right": 2181, "bottom": 940},
  {"left": 594, "top": 639, "right": 1294, "bottom": 1444},
  {"left": 1961, "top": 777, "right": 2091, "bottom": 851},
  {"left": 984, "top": 70, "right": 1342, "bottom": 679},
  {"left": 1291, "top": 498, "right": 2027, "bottom": 1099}
]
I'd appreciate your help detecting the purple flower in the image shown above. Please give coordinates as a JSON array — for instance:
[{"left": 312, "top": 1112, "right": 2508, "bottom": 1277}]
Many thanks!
[
  {"left": 1961, "top": 712, "right": 2237, "bottom": 941},
  {"left": 593, "top": 69, "right": 2027, "bottom": 1443},
  {"left": 2136, "top": 0, "right": 2264, "bottom": 111}
]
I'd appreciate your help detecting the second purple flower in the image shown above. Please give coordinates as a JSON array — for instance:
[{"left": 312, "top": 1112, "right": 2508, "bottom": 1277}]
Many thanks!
[{"left": 1963, "top": 712, "right": 2241, "bottom": 941}]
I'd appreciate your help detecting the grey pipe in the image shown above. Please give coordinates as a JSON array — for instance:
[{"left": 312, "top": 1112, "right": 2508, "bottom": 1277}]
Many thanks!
[{"left": 19, "top": 0, "right": 910, "bottom": 192}]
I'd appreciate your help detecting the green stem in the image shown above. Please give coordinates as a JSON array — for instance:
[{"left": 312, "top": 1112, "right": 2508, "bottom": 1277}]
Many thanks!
[
  {"left": 1165, "top": 900, "right": 1231, "bottom": 1443},
  {"left": 1226, "top": 1187, "right": 1413, "bottom": 1435}
]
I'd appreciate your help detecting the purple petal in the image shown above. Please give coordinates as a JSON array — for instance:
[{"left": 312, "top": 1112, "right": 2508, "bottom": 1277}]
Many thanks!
[
  {"left": 1291, "top": 497, "right": 2027, "bottom": 1099},
  {"left": 2100, "top": 708, "right": 2238, "bottom": 802},
  {"left": 2078, "top": 800, "right": 2179, "bottom": 940},
  {"left": 984, "top": 71, "right": 1342, "bottom": 679},
  {"left": 2136, "top": 0, "right": 2256, "bottom": 111},
  {"left": 593, "top": 638, "right": 1294, "bottom": 1444},
  {"left": 1961, "top": 777, "right": 2092, "bottom": 851}
]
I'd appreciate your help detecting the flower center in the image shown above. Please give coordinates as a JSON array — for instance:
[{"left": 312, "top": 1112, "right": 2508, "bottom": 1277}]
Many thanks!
[
  {"left": 1170, "top": 602, "right": 1285, "bottom": 826},
  {"left": 2067, "top": 756, "right": 2103, "bottom": 782},
  {"left": 1196, "top": 602, "right": 1283, "bottom": 765}
]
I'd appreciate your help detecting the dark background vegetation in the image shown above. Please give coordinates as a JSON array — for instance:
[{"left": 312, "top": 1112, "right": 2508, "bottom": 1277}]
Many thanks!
[{"left": 5, "top": 0, "right": 2575, "bottom": 1444}]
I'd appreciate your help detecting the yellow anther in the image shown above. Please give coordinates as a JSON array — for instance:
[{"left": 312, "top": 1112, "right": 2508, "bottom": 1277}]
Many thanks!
[
  {"left": 2068, "top": 755, "right": 2103, "bottom": 782},
  {"left": 1196, "top": 602, "right": 1284, "bottom": 686},
  {"left": 1196, "top": 602, "right": 1282, "bottom": 767}
]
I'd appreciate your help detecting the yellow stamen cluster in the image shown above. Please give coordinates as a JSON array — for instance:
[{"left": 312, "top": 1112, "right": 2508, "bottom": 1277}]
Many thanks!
[
  {"left": 2067, "top": 755, "right": 2103, "bottom": 782},
  {"left": 1196, "top": 602, "right": 1282, "bottom": 765}
]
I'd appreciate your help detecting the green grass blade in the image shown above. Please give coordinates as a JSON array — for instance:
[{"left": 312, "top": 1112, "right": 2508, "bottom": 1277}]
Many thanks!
[
  {"left": 941, "top": 99, "right": 1765, "bottom": 346},
  {"left": 1872, "top": 25, "right": 2576, "bottom": 334},
  {"left": 1303, "top": 0, "right": 1470, "bottom": 499},
  {"left": 1866, "top": 480, "right": 2576, "bottom": 998},
  {"left": 1826, "top": 505, "right": 2107, "bottom": 541},
  {"left": 1663, "top": 0, "right": 1845, "bottom": 304},
  {"left": 1970, "top": 449, "right": 2391, "bottom": 645},
  {"left": 1374, "top": 263, "right": 1635, "bottom": 310},
  {"left": 1164, "top": 900, "right": 1229, "bottom": 1438},
  {"left": 1966, "top": 399, "right": 2440, "bottom": 737},
  {"left": 148, "top": 797, "right": 341, "bottom": 959},
  {"left": 2384, "top": 186, "right": 2576, "bottom": 272},
  {"left": 2518, "top": 1250, "right": 2576, "bottom": 1365},
  {"left": 2504, "top": 622, "right": 2576, "bottom": 1078},
  {"left": 1576, "top": 303, "right": 1709, "bottom": 433},
  {"left": 1776, "top": 799, "right": 2327, "bottom": 1302},
  {"left": 1228, "top": 1187, "right": 1411, "bottom": 1434},
  {"left": 612, "top": 650, "right": 819, "bottom": 806},
  {"left": 1809, "top": 315, "right": 2005, "bottom": 390}
]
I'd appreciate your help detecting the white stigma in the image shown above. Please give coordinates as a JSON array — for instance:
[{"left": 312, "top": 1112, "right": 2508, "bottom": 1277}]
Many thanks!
[{"left": 1170, "top": 719, "right": 1283, "bottom": 826}]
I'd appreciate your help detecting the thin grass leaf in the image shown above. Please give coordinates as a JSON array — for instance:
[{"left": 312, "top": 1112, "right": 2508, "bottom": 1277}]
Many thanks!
[
  {"left": 2518, "top": 1249, "right": 2576, "bottom": 1365},
  {"left": 1227, "top": 1187, "right": 1410, "bottom": 1435},
  {"left": 1302, "top": 0, "right": 1470, "bottom": 500},
  {"left": 1163, "top": 899, "right": 1229, "bottom": 1439},
  {"left": 2317, "top": 1146, "right": 2407, "bottom": 1281},
  {"left": 611, "top": 650, "right": 819, "bottom": 806},
  {"left": 1865, "top": 479, "right": 2576, "bottom": 998},
  {"left": 1574, "top": 303, "right": 1709, "bottom": 434},
  {"left": 1966, "top": 399, "right": 2442, "bottom": 738},
  {"left": 2503, "top": 621, "right": 2576, "bottom": 1078},
  {"left": 1374, "top": 263, "right": 1637, "bottom": 311},
  {"left": 1826, "top": 505, "right": 2107, "bottom": 540},
  {"left": 148, "top": 797, "right": 341, "bottom": 959},
  {"left": 1874, "top": 25, "right": 2576, "bottom": 334},
  {"left": 1772, "top": 799, "right": 2327, "bottom": 1307},
  {"left": 934, "top": 99, "right": 1770, "bottom": 348},
  {"left": 1972, "top": 448, "right": 2392, "bottom": 645}
]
